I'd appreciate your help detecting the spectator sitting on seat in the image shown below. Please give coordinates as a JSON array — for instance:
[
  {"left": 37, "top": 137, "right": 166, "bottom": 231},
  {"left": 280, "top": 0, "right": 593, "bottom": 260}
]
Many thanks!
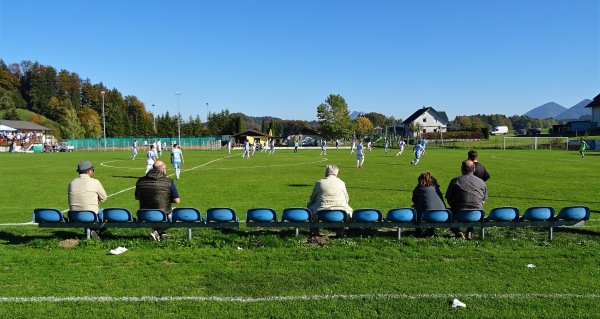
[
  {"left": 445, "top": 160, "right": 487, "bottom": 240},
  {"left": 68, "top": 160, "right": 108, "bottom": 238},
  {"left": 412, "top": 171, "right": 446, "bottom": 237},
  {"left": 307, "top": 165, "right": 353, "bottom": 237},
  {"left": 467, "top": 150, "right": 490, "bottom": 181},
  {"left": 135, "top": 160, "right": 180, "bottom": 241}
]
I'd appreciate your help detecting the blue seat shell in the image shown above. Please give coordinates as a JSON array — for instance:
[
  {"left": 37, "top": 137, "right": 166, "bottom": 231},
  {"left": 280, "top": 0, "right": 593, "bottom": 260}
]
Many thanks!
[
  {"left": 33, "top": 208, "right": 65, "bottom": 223},
  {"left": 281, "top": 208, "right": 311, "bottom": 222},
  {"left": 487, "top": 207, "right": 519, "bottom": 222},
  {"left": 246, "top": 208, "right": 277, "bottom": 222},
  {"left": 421, "top": 209, "right": 452, "bottom": 223},
  {"left": 172, "top": 208, "right": 203, "bottom": 222},
  {"left": 136, "top": 209, "right": 169, "bottom": 222},
  {"left": 385, "top": 208, "right": 416, "bottom": 223},
  {"left": 316, "top": 210, "right": 348, "bottom": 222},
  {"left": 555, "top": 206, "right": 590, "bottom": 221},
  {"left": 103, "top": 208, "right": 134, "bottom": 222},
  {"left": 352, "top": 209, "right": 382, "bottom": 222},
  {"left": 521, "top": 206, "right": 554, "bottom": 221},
  {"left": 454, "top": 209, "right": 485, "bottom": 222},
  {"left": 206, "top": 208, "right": 238, "bottom": 222},
  {"left": 68, "top": 210, "right": 100, "bottom": 223}
]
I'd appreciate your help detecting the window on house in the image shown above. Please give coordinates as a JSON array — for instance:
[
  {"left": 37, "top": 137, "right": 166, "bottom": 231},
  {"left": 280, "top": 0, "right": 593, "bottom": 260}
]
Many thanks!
[{"left": 423, "top": 118, "right": 427, "bottom": 122}]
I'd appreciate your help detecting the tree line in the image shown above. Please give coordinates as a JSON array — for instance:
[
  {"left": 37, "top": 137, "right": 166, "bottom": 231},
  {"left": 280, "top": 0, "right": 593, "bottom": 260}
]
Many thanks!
[{"left": 0, "top": 59, "right": 557, "bottom": 141}]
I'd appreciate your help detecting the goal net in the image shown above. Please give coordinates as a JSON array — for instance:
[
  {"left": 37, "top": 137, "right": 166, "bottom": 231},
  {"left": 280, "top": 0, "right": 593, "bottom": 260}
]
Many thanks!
[{"left": 502, "top": 137, "right": 569, "bottom": 150}]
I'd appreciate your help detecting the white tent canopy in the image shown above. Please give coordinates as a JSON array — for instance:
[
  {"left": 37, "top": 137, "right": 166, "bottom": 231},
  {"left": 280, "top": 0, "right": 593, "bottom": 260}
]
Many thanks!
[{"left": 0, "top": 124, "right": 17, "bottom": 131}]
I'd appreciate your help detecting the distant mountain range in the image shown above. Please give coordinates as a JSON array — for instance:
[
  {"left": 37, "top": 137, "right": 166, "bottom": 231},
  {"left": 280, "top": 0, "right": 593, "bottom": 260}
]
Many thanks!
[{"left": 523, "top": 99, "right": 592, "bottom": 121}]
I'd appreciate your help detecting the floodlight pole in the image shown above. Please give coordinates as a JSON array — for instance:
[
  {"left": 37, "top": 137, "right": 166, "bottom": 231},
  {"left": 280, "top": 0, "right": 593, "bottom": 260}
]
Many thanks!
[
  {"left": 101, "top": 91, "right": 106, "bottom": 150},
  {"left": 152, "top": 104, "right": 156, "bottom": 132},
  {"left": 176, "top": 92, "right": 181, "bottom": 145}
]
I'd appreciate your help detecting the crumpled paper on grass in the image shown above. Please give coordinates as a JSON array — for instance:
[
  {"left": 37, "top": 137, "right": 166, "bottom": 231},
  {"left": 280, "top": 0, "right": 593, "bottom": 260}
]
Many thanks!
[
  {"left": 110, "top": 247, "right": 128, "bottom": 255},
  {"left": 452, "top": 298, "right": 466, "bottom": 308}
]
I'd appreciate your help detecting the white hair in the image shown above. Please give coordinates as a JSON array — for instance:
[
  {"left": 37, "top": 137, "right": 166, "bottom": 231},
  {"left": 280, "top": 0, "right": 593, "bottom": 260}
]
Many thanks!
[{"left": 325, "top": 165, "right": 339, "bottom": 177}]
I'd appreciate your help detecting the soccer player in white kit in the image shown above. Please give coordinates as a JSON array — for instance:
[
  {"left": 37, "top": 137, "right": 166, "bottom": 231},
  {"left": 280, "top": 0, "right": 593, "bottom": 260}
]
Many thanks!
[
  {"left": 145, "top": 144, "right": 158, "bottom": 174},
  {"left": 396, "top": 139, "right": 406, "bottom": 156},
  {"left": 356, "top": 140, "right": 365, "bottom": 168},
  {"left": 171, "top": 143, "right": 184, "bottom": 179}
]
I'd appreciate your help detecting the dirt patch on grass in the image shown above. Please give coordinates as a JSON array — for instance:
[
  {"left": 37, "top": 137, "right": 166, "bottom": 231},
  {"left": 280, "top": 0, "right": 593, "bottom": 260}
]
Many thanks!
[
  {"left": 58, "top": 239, "right": 80, "bottom": 248},
  {"left": 307, "top": 235, "right": 328, "bottom": 247}
]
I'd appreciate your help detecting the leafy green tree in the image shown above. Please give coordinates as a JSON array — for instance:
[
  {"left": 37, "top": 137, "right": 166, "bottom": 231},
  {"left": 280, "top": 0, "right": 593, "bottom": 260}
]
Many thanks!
[
  {"left": 0, "top": 91, "right": 15, "bottom": 110},
  {"left": 57, "top": 70, "right": 82, "bottom": 110},
  {"left": 60, "top": 107, "right": 84, "bottom": 139},
  {"left": 355, "top": 116, "right": 374, "bottom": 136},
  {"left": 236, "top": 115, "right": 246, "bottom": 133},
  {"left": 3, "top": 106, "right": 19, "bottom": 120},
  {"left": 261, "top": 118, "right": 266, "bottom": 133},
  {"left": 206, "top": 109, "right": 235, "bottom": 135},
  {"left": 78, "top": 108, "right": 102, "bottom": 138},
  {"left": 364, "top": 112, "right": 387, "bottom": 128},
  {"left": 316, "top": 94, "right": 353, "bottom": 139}
]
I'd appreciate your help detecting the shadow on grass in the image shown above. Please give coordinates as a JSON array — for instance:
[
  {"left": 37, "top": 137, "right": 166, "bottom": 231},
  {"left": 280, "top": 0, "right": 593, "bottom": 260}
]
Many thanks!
[
  {"left": 554, "top": 227, "right": 600, "bottom": 237},
  {"left": 288, "top": 184, "right": 312, "bottom": 187},
  {"left": 0, "top": 230, "right": 87, "bottom": 245},
  {"left": 111, "top": 175, "right": 140, "bottom": 179},
  {"left": 497, "top": 195, "right": 600, "bottom": 205}
]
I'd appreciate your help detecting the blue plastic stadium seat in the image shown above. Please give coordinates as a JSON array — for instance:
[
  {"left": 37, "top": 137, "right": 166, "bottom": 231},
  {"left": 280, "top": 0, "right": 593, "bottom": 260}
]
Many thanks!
[
  {"left": 521, "top": 206, "right": 554, "bottom": 221},
  {"left": 246, "top": 208, "right": 277, "bottom": 222},
  {"left": 454, "top": 209, "right": 484, "bottom": 222},
  {"left": 352, "top": 209, "right": 382, "bottom": 222},
  {"left": 281, "top": 208, "right": 311, "bottom": 222},
  {"left": 487, "top": 207, "right": 519, "bottom": 222},
  {"left": 555, "top": 206, "right": 590, "bottom": 221},
  {"left": 316, "top": 210, "right": 348, "bottom": 222},
  {"left": 172, "top": 208, "right": 203, "bottom": 222},
  {"left": 33, "top": 208, "right": 65, "bottom": 223},
  {"left": 421, "top": 209, "right": 452, "bottom": 223},
  {"left": 206, "top": 208, "right": 238, "bottom": 222},
  {"left": 103, "top": 208, "right": 134, "bottom": 222},
  {"left": 385, "top": 208, "right": 417, "bottom": 223},
  {"left": 68, "top": 210, "right": 101, "bottom": 223},
  {"left": 136, "top": 209, "right": 169, "bottom": 222}
]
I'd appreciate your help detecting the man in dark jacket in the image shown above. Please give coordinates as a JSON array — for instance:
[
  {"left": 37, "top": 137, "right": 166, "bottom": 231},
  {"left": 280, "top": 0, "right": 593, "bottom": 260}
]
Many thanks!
[
  {"left": 135, "top": 160, "right": 180, "bottom": 241},
  {"left": 446, "top": 160, "right": 487, "bottom": 240},
  {"left": 467, "top": 150, "right": 490, "bottom": 182}
]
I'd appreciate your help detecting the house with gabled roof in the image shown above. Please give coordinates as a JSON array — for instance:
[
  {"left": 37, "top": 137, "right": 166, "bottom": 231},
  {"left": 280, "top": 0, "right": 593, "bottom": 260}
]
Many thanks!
[
  {"left": 584, "top": 93, "right": 600, "bottom": 130},
  {"left": 402, "top": 106, "right": 449, "bottom": 136}
]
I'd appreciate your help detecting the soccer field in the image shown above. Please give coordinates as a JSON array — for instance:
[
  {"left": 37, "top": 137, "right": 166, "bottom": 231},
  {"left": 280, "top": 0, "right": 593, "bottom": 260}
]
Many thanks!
[{"left": 0, "top": 147, "right": 598, "bottom": 318}]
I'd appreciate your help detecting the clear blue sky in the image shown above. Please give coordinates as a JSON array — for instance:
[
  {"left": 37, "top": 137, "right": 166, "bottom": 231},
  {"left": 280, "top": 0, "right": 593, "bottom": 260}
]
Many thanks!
[{"left": 1, "top": 0, "right": 598, "bottom": 122}]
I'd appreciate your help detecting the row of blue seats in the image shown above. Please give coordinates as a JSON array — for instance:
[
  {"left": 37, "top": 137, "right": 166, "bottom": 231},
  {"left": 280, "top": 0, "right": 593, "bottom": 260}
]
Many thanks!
[{"left": 34, "top": 206, "right": 591, "bottom": 224}]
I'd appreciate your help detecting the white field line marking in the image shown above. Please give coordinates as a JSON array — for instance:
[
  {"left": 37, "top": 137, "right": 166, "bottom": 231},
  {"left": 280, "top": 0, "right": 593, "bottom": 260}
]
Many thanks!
[{"left": 1, "top": 293, "right": 600, "bottom": 303}]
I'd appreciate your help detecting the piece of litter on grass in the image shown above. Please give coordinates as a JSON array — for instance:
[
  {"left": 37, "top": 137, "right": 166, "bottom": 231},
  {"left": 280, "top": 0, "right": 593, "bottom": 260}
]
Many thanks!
[
  {"left": 527, "top": 264, "right": 536, "bottom": 268},
  {"left": 452, "top": 298, "right": 466, "bottom": 308},
  {"left": 110, "top": 247, "right": 128, "bottom": 255},
  {"left": 237, "top": 246, "right": 243, "bottom": 250}
]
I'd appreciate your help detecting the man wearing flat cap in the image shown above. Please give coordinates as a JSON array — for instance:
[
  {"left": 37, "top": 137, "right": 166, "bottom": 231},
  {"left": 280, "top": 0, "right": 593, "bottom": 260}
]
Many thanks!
[{"left": 68, "top": 160, "right": 108, "bottom": 222}]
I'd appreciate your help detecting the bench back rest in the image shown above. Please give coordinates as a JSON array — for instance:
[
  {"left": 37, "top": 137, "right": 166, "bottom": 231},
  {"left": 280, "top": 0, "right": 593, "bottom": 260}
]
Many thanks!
[
  {"left": 172, "top": 208, "right": 203, "bottom": 222},
  {"left": 385, "top": 208, "right": 417, "bottom": 223},
  {"left": 281, "top": 208, "right": 311, "bottom": 222},
  {"left": 246, "top": 208, "right": 277, "bottom": 222},
  {"left": 136, "top": 209, "right": 168, "bottom": 222},
  {"left": 33, "top": 208, "right": 65, "bottom": 223},
  {"left": 68, "top": 210, "right": 99, "bottom": 223},
  {"left": 352, "top": 209, "right": 382, "bottom": 222},
  {"left": 206, "top": 208, "right": 238, "bottom": 222},
  {"left": 103, "top": 208, "right": 134, "bottom": 222}
]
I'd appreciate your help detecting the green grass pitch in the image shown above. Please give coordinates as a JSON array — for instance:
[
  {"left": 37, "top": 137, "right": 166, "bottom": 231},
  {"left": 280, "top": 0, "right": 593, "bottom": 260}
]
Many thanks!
[{"left": 0, "top": 147, "right": 598, "bottom": 318}]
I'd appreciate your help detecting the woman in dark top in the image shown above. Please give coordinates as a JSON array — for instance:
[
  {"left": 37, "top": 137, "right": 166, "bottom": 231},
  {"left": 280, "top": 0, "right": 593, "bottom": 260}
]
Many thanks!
[{"left": 412, "top": 172, "right": 446, "bottom": 236}]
